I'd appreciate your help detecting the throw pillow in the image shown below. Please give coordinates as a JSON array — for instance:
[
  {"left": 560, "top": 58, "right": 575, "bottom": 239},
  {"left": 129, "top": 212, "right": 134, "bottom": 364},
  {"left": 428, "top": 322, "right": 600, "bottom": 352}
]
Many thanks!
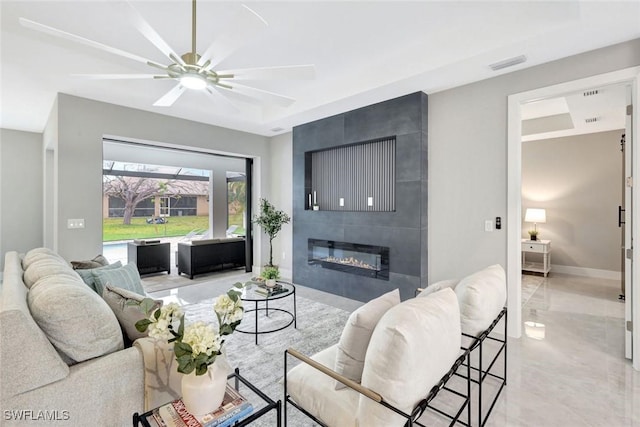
[
  {"left": 91, "top": 262, "right": 144, "bottom": 297},
  {"left": 417, "top": 279, "right": 459, "bottom": 298},
  {"left": 71, "top": 254, "right": 110, "bottom": 270},
  {"left": 333, "top": 288, "right": 400, "bottom": 390},
  {"left": 23, "top": 257, "right": 76, "bottom": 289},
  {"left": 76, "top": 261, "right": 123, "bottom": 293},
  {"left": 28, "top": 274, "right": 124, "bottom": 363},
  {"left": 357, "top": 288, "right": 461, "bottom": 426},
  {"left": 102, "top": 285, "right": 161, "bottom": 342},
  {"left": 455, "top": 264, "right": 507, "bottom": 336},
  {"left": 22, "top": 247, "right": 66, "bottom": 270}
]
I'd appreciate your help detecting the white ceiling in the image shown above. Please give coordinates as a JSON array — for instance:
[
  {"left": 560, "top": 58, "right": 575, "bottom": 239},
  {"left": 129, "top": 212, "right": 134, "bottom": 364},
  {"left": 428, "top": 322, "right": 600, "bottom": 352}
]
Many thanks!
[
  {"left": 2, "top": 1, "right": 640, "bottom": 137},
  {"left": 521, "top": 82, "right": 629, "bottom": 142}
]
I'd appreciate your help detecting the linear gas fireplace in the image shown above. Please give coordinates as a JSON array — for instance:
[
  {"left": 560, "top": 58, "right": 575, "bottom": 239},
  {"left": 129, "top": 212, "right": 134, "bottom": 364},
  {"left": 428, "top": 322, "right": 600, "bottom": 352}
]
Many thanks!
[{"left": 308, "top": 239, "right": 390, "bottom": 280}]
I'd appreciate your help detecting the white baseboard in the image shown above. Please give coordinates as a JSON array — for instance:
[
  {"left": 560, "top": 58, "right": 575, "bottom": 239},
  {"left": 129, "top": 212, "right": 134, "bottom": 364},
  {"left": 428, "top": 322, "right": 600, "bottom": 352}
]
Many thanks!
[{"left": 551, "top": 264, "right": 621, "bottom": 280}]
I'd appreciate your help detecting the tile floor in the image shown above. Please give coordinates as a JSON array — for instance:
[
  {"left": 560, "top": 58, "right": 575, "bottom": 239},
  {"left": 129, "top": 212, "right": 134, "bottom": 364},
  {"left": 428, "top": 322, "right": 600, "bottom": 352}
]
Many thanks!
[{"left": 144, "top": 269, "right": 640, "bottom": 426}]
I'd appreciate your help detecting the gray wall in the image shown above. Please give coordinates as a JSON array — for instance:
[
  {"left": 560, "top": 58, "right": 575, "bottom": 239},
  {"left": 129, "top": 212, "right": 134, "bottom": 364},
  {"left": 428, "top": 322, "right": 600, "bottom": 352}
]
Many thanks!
[
  {"left": 54, "top": 94, "right": 270, "bottom": 263},
  {"left": 0, "top": 128, "right": 43, "bottom": 269},
  {"left": 522, "top": 130, "right": 624, "bottom": 272},
  {"left": 292, "top": 92, "right": 428, "bottom": 301},
  {"left": 428, "top": 38, "right": 640, "bottom": 283}
]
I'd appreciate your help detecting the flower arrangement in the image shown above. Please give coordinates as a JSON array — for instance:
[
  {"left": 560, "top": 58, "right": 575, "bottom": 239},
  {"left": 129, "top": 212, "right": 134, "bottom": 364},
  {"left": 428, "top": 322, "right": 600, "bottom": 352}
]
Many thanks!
[
  {"left": 260, "top": 266, "right": 280, "bottom": 280},
  {"left": 135, "top": 284, "right": 244, "bottom": 376}
]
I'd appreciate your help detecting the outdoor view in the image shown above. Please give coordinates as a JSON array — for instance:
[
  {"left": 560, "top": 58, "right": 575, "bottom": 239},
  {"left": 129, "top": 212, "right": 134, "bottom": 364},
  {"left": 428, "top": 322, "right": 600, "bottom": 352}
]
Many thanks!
[{"left": 102, "top": 161, "right": 246, "bottom": 242}]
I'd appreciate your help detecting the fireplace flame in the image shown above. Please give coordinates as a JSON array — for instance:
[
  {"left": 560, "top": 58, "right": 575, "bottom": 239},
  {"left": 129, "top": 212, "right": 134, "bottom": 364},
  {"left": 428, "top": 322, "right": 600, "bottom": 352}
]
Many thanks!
[{"left": 322, "top": 256, "right": 378, "bottom": 271}]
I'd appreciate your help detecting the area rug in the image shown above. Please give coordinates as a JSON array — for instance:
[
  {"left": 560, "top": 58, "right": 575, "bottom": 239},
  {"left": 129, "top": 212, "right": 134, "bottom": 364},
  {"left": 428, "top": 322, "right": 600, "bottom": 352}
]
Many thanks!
[{"left": 182, "top": 294, "right": 350, "bottom": 426}]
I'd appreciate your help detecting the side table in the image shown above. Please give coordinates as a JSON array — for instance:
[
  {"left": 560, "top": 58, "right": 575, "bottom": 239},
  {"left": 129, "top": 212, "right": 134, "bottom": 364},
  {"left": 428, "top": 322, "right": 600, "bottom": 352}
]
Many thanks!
[
  {"left": 133, "top": 368, "right": 281, "bottom": 427},
  {"left": 521, "top": 239, "right": 551, "bottom": 277},
  {"left": 128, "top": 242, "right": 171, "bottom": 275}
]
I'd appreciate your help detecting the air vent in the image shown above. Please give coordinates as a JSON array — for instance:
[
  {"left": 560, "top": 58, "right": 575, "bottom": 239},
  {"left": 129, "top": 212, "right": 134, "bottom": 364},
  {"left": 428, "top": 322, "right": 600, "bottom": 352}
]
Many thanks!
[
  {"left": 585, "top": 117, "right": 598, "bottom": 124},
  {"left": 488, "top": 55, "right": 527, "bottom": 71},
  {"left": 583, "top": 90, "right": 599, "bottom": 97},
  {"left": 271, "top": 127, "right": 285, "bottom": 132}
]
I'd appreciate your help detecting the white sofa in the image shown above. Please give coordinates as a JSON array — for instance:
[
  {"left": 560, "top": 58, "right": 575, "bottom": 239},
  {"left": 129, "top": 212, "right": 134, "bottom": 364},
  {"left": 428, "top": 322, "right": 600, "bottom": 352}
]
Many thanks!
[{"left": 0, "top": 249, "right": 177, "bottom": 426}]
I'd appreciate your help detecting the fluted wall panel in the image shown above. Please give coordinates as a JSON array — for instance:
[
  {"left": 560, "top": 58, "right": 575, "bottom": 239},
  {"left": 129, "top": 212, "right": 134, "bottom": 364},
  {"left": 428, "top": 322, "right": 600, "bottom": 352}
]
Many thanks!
[{"left": 308, "top": 138, "right": 395, "bottom": 211}]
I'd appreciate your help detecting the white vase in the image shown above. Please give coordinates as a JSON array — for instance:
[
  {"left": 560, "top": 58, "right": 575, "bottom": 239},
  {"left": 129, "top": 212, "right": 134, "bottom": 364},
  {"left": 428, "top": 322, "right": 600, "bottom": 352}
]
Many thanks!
[
  {"left": 181, "top": 356, "right": 228, "bottom": 416},
  {"left": 266, "top": 278, "right": 276, "bottom": 288}
]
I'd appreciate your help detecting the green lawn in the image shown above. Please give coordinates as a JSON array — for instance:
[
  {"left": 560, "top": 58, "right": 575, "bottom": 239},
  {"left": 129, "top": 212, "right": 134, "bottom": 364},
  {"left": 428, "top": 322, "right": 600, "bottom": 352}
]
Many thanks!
[{"left": 103, "top": 214, "right": 246, "bottom": 241}]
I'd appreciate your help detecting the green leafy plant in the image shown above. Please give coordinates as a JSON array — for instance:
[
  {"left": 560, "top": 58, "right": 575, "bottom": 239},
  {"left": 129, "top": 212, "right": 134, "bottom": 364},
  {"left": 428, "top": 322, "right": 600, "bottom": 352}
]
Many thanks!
[
  {"left": 135, "top": 283, "right": 244, "bottom": 376},
  {"left": 252, "top": 198, "right": 291, "bottom": 267},
  {"left": 261, "top": 266, "right": 280, "bottom": 280}
]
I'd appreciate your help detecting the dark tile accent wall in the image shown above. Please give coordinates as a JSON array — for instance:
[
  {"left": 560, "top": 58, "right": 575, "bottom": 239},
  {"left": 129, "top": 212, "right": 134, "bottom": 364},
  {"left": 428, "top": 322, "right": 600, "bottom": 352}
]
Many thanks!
[{"left": 292, "top": 92, "right": 428, "bottom": 301}]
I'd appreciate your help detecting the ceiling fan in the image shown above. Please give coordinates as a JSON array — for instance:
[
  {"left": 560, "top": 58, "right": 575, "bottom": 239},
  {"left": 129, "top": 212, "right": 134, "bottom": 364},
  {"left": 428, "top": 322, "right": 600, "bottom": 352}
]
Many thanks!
[{"left": 19, "top": 0, "right": 315, "bottom": 108}]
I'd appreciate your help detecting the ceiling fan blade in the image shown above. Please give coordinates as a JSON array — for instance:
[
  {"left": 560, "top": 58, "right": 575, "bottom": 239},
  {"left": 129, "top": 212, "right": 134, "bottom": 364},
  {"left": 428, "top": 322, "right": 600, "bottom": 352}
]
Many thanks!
[
  {"left": 217, "top": 65, "right": 316, "bottom": 81},
  {"left": 205, "top": 87, "right": 241, "bottom": 114},
  {"left": 218, "top": 83, "right": 295, "bottom": 107},
  {"left": 123, "top": 1, "right": 185, "bottom": 66},
  {"left": 71, "top": 74, "right": 160, "bottom": 79},
  {"left": 19, "top": 18, "right": 164, "bottom": 67},
  {"left": 199, "top": 5, "right": 268, "bottom": 70},
  {"left": 153, "top": 84, "right": 187, "bottom": 107}
]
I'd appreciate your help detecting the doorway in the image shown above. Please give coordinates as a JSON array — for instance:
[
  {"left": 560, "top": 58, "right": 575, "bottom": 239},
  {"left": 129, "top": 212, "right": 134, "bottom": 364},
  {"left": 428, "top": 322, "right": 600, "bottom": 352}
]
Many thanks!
[{"left": 507, "top": 66, "right": 640, "bottom": 370}]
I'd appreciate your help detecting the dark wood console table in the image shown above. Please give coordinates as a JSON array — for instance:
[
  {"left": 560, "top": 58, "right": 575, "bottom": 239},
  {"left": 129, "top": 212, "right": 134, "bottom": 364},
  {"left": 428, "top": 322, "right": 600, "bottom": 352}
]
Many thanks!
[
  {"left": 178, "top": 238, "right": 246, "bottom": 279},
  {"left": 127, "top": 242, "right": 171, "bottom": 275}
]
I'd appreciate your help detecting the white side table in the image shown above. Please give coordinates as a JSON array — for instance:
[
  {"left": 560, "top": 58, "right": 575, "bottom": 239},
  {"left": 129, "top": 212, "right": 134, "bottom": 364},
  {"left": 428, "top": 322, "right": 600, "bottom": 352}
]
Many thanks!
[{"left": 521, "top": 239, "right": 551, "bottom": 277}]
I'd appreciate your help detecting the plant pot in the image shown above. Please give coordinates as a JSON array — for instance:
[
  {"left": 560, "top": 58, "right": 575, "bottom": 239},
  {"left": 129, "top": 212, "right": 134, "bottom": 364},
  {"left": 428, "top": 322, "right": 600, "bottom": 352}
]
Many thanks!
[
  {"left": 530, "top": 235, "right": 537, "bottom": 241},
  {"left": 181, "top": 355, "right": 228, "bottom": 416},
  {"left": 265, "top": 279, "right": 277, "bottom": 288},
  {"left": 312, "top": 205, "right": 320, "bottom": 211}
]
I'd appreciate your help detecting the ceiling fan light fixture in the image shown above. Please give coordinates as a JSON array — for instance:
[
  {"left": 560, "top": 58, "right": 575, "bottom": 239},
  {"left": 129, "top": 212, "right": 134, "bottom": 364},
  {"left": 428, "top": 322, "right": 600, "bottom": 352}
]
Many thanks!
[{"left": 180, "top": 73, "right": 207, "bottom": 90}]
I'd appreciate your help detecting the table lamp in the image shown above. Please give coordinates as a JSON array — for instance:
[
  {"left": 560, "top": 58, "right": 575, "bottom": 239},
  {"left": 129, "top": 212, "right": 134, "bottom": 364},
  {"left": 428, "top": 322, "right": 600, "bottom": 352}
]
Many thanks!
[{"left": 525, "top": 208, "right": 546, "bottom": 241}]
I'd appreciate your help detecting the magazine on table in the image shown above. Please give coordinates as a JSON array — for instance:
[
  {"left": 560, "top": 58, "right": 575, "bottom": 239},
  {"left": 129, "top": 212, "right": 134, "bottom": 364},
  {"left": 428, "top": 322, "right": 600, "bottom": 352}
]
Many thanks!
[{"left": 148, "top": 384, "right": 253, "bottom": 427}]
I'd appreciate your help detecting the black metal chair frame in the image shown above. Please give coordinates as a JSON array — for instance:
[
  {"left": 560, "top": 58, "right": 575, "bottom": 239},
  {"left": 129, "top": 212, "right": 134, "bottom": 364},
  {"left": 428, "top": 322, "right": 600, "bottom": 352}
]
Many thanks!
[
  {"left": 457, "top": 307, "right": 507, "bottom": 427},
  {"left": 284, "top": 347, "right": 472, "bottom": 427}
]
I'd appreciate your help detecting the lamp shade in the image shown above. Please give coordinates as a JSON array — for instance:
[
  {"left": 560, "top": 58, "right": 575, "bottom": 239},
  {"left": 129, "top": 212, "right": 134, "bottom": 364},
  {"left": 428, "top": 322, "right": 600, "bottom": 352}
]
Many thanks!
[{"left": 525, "top": 208, "right": 546, "bottom": 223}]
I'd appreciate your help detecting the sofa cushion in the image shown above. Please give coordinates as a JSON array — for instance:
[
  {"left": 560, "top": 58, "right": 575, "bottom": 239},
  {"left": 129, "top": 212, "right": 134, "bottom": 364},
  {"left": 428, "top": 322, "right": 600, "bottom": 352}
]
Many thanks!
[
  {"left": 23, "top": 257, "right": 77, "bottom": 289},
  {"left": 417, "top": 279, "right": 459, "bottom": 298},
  {"left": 357, "top": 288, "right": 461, "bottom": 426},
  {"left": 455, "top": 264, "right": 507, "bottom": 336},
  {"left": 71, "top": 254, "right": 109, "bottom": 270},
  {"left": 22, "top": 247, "right": 67, "bottom": 269},
  {"left": 91, "top": 262, "right": 144, "bottom": 296},
  {"left": 334, "top": 289, "right": 400, "bottom": 390},
  {"left": 286, "top": 345, "right": 358, "bottom": 427},
  {"left": 28, "top": 274, "right": 124, "bottom": 363},
  {"left": 76, "top": 261, "right": 123, "bottom": 293},
  {"left": 102, "top": 285, "right": 162, "bottom": 342}
]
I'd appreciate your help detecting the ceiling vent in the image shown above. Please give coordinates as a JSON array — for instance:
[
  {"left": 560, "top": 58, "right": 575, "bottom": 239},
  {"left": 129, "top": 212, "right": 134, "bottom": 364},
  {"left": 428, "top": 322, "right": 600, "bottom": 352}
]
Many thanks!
[
  {"left": 585, "top": 117, "right": 598, "bottom": 123},
  {"left": 583, "top": 90, "right": 599, "bottom": 97},
  {"left": 488, "top": 55, "right": 527, "bottom": 71},
  {"left": 271, "top": 127, "right": 285, "bottom": 132}
]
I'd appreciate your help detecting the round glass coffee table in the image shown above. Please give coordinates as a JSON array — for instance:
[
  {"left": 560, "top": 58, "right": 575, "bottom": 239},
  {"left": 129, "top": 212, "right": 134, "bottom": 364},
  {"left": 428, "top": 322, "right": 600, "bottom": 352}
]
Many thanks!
[{"left": 236, "top": 279, "right": 297, "bottom": 344}]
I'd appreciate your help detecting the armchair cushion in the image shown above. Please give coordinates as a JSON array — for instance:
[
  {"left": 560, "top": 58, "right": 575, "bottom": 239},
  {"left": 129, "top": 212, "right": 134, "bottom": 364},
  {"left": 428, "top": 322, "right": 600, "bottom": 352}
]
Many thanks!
[
  {"left": 22, "top": 247, "right": 66, "bottom": 269},
  {"left": 23, "top": 257, "right": 78, "bottom": 289},
  {"left": 454, "top": 264, "right": 506, "bottom": 336},
  {"left": 287, "top": 345, "right": 358, "bottom": 427},
  {"left": 357, "top": 288, "right": 461, "bottom": 426},
  {"left": 334, "top": 289, "right": 400, "bottom": 390}
]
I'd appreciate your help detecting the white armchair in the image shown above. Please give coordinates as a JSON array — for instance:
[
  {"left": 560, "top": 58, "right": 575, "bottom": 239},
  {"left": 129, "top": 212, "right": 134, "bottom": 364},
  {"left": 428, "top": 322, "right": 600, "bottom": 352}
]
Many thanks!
[{"left": 284, "top": 288, "right": 471, "bottom": 427}]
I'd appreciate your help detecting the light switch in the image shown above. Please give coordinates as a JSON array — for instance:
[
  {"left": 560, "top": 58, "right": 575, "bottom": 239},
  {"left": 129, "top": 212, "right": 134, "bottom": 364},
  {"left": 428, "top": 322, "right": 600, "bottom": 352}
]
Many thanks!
[
  {"left": 67, "top": 219, "right": 85, "bottom": 229},
  {"left": 484, "top": 220, "right": 494, "bottom": 232}
]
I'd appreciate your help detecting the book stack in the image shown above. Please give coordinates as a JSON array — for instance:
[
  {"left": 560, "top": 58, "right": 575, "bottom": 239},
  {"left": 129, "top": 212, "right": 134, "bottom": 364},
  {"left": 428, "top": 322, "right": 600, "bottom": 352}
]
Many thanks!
[
  {"left": 147, "top": 384, "right": 253, "bottom": 427},
  {"left": 254, "top": 283, "right": 287, "bottom": 297}
]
